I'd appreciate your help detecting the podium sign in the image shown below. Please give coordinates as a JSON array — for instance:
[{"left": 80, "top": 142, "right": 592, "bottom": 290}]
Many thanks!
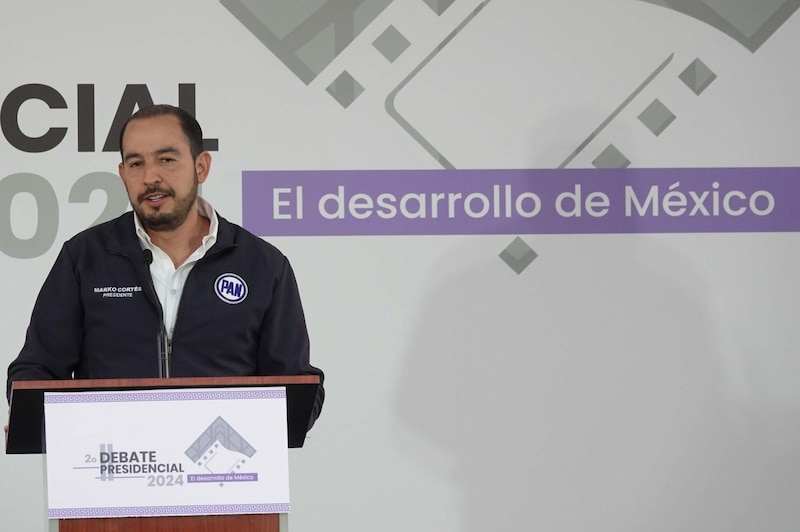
[{"left": 43, "top": 387, "right": 290, "bottom": 520}]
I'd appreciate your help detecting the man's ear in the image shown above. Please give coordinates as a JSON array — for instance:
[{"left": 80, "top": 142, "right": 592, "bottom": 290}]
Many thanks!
[{"left": 196, "top": 152, "right": 212, "bottom": 184}]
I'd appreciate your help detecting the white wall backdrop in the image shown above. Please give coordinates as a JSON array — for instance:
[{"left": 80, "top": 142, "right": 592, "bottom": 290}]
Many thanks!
[{"left": 2, "top": 1, "right": 800, "bottom": 531}]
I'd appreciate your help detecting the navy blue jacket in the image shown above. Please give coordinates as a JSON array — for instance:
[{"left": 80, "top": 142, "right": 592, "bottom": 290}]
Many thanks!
[{"left": 6, "top": 212, "right": 324, "bottom": 426}]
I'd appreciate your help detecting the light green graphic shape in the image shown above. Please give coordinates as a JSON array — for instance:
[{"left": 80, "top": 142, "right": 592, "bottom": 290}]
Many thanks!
[{"left": 641, "top": 0, "right": 800, "bottom": 52}]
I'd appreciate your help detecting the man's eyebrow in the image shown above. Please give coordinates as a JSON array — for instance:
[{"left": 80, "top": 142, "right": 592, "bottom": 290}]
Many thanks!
[{"left": 122, "top": 147, "right": 180, "bottom": 163}]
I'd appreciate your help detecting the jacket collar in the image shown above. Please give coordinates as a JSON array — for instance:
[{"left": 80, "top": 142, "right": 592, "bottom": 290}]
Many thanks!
[{"left": 104, "top": 211, "right": 237, "bottom": 259}]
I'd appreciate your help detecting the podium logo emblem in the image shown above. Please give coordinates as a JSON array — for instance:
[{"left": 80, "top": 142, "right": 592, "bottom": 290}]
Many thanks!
[
  {"left": 185, "top": 416, "right": 258, "bottom": 484},
  {"left": 215, "top": 273, "right": 248, "bottom": 304}
]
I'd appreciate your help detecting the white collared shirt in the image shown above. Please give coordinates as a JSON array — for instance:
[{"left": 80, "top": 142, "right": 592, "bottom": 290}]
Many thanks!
[{"left": 135, "top": 197, "right": 219, "bottom": 340}]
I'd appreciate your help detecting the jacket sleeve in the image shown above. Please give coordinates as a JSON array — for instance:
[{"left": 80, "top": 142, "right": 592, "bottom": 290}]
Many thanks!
[
  {"left": 256, "top": 256, "right": 325, "bottom": 430},
  {"left": 6, "top": 244, "right": 84, "bottom": 401}
]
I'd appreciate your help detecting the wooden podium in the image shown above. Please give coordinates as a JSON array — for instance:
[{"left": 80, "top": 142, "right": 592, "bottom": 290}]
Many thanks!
[{"left": 6, "top": 375, "right": 320, "bottom": 532}]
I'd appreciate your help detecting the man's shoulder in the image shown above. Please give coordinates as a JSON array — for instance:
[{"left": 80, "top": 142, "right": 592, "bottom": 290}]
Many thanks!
[
  {"left": 217, "top": 215, "right": 287, "bottom": 261},
  {"left": 63, "top": 212, "right": 135, "bottom": 251}
]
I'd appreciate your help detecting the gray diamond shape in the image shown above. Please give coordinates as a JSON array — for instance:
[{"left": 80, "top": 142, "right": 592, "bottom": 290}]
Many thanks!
[
  {"left": 326, "top": 71, "right": 364, "bottom": 108},
  {"left": 373, "top": 25, "right": 410, "bottom": 63},
  {"left": 638, "top": 98, "right": 675, "bottom": 136},
  {"left": 679, "top": 58, "right": 717, "bottom": 95},
  {"left": 593, "top": 144, "right": 630, "bottom": 169},
  {"left": 422, "top": 0, "right": 457, "bottom": 15},
  {"left": 499, "top": 237, "right": 537, "bottom": 275}
]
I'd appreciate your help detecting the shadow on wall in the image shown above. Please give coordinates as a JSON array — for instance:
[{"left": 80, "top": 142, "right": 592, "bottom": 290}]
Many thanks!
[{"left": 393, "top": 231, "right": 800, "bottom": 531}]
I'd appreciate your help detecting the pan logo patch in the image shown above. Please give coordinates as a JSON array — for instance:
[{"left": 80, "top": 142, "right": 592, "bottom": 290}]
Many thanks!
[{"left": 215, "top": 273, "right": 248, "bottom": 304}]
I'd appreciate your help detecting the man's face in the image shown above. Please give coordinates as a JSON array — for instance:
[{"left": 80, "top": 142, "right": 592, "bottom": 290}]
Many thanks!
[{"left": 118, "top": 115, "right": 210, "bottom": 232}]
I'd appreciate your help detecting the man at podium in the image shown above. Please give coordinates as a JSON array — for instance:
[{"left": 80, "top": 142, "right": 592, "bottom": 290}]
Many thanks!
[{"left": 5, "top": 104, "right": 324, "bottom": 428}]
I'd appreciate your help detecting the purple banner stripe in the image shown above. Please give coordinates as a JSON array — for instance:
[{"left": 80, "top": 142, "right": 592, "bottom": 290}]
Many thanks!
[
  {"left": 188, "top": 473, "right": 259, "bottom": 483},
  {"left": 242, "top": 168, "right": 800, "bottom": 236},
  {"left": 44, "top": 389, "right": 285, "bottom": 404},
  {"left": 49, "top": 502, "right": 289, "bottom": 518}
]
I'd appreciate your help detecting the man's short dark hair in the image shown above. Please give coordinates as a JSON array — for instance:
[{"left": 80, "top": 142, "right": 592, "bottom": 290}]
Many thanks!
[{"left": 118, "top": 104, "right": 204, "bottom": 160}]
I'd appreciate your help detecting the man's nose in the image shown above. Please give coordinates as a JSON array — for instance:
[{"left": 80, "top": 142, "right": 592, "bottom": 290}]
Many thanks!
[{"left": 142, "top": 163, "right": 162, "bottom": 185}]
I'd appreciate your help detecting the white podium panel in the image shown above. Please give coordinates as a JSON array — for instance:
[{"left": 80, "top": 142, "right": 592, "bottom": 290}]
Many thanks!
[{"left": 43, "top": 387, "right": 289, "bottom": 520}]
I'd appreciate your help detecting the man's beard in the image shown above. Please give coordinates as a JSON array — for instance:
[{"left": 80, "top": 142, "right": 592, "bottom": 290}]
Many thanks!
[{"left": 132, "top": 176, "right": 198, "bottom": 232}]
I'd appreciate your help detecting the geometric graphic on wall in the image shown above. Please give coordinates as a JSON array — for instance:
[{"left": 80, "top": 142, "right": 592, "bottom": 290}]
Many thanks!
[
  {"left": 373, "top": 25, "right": 411, "bottom": 63},
  {"left": 326, "top": 71, "right": 365, "bottom": 108},
  {"left": 679, "top": 58, "right": 717, "bottom": 95},
  {"left": 422, "top": 0, "right": 458, "bottom": 15},
  {"left": 386, "top": 1, "right": 493, "bottom": 170},
  {"left": 560, "top": 54, "right": 675, "bottom": 169},
  {"left": 220, "top": 0, "right": 393, "bottom": 84},
  {"left": 640, "top": 0, "right": 800, "bottom": 52},
  {"left": 638, "top": 98, "right": 676, "bottom": 136},
  {"left": 499, "top": 237, "right": 538, "bottom": 274},
  {"left": 592, "top": 144, "right": 631, "bottom": 169}
]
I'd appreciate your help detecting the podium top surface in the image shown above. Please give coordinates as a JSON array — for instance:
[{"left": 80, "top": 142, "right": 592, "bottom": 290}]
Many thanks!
[{"left": 6, "top": 376, "right": 320, "bottom": 454}]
